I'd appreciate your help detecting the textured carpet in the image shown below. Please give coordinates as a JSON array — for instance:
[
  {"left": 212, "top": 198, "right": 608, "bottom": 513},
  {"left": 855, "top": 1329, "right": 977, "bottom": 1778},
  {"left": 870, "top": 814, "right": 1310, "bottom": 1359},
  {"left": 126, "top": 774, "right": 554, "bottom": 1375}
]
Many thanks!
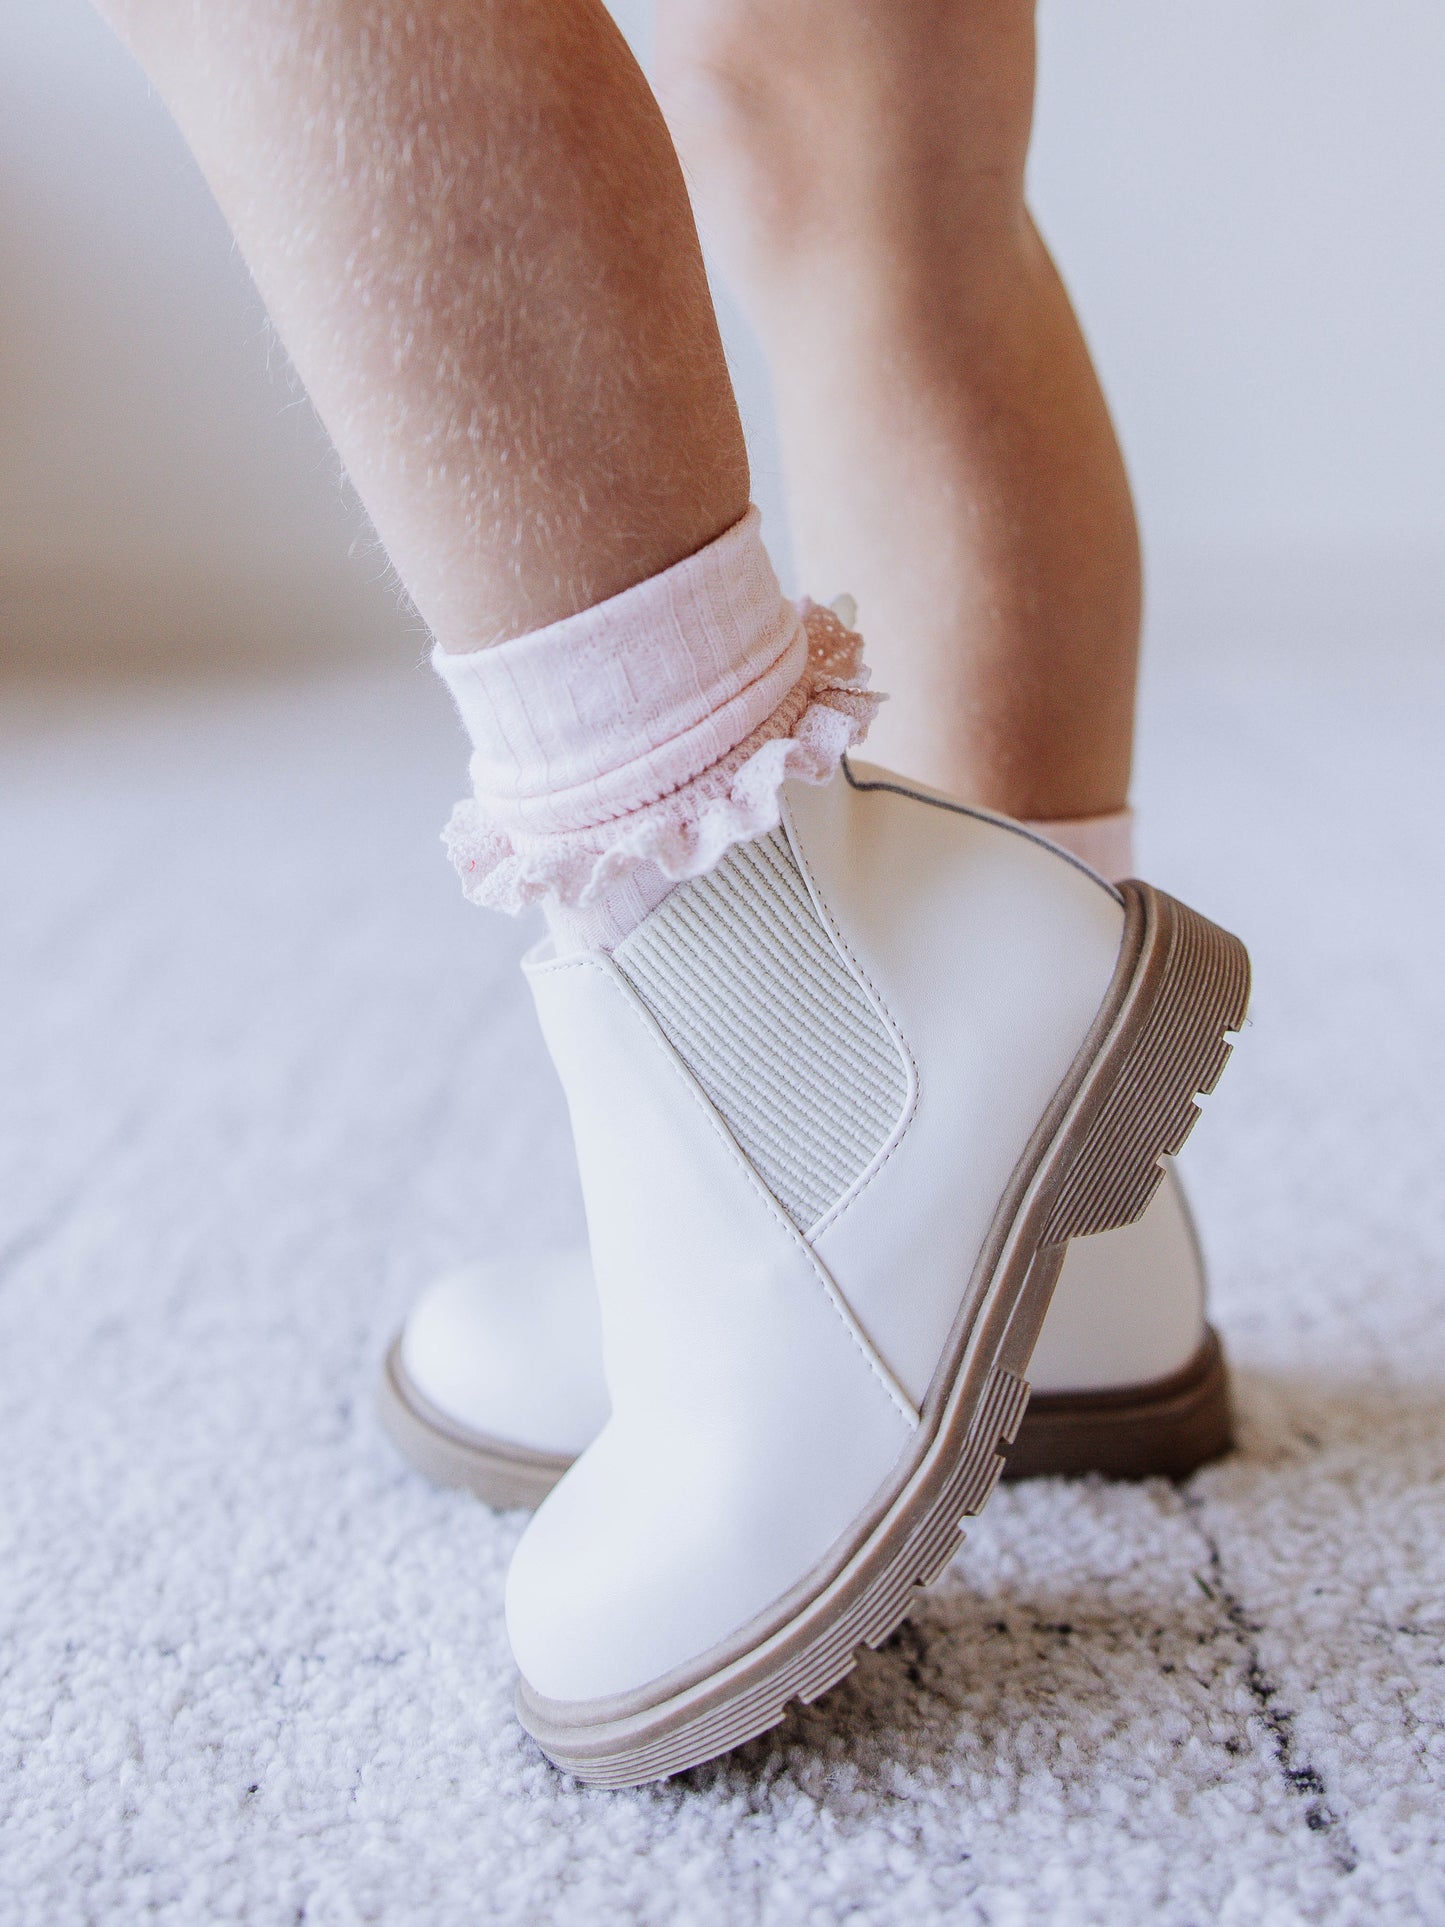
[{"left": 3, "top": 623, "right": 1444, "bottom": 1925}]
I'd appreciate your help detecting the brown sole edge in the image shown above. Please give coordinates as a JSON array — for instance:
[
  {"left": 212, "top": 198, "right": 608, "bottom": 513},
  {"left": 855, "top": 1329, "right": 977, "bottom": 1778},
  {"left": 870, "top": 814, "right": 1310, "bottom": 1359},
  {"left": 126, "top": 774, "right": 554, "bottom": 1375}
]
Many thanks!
[
  {"left": 1002, "top": 1324, "right": 1233, "bottom": 1482},
  {"left": 514, "top": 880, "right": 1250, "bottom": 1786},
  {"left": 378, "top": 1323, "right": 1233, "bottom": 1503}
]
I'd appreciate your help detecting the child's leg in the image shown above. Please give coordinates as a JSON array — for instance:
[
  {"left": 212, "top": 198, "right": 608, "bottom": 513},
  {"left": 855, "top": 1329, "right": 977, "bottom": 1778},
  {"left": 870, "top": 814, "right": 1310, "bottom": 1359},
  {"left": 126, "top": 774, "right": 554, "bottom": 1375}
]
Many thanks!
[
  {"left": 96, "top": 0, "right": 878, "bottom": 950},
  {"left": 655, "top": 0, "right": 1140, "bottom": 821},
  {"left": 95, "top": 0, "right": 750, "bottom": 653}
]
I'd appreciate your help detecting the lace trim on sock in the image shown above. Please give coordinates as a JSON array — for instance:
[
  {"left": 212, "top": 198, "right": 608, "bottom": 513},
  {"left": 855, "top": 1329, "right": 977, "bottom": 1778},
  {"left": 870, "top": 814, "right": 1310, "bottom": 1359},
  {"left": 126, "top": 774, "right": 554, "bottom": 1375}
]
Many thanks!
[{"left": 441, "top": 602, "right": 880, "bottom": 914}]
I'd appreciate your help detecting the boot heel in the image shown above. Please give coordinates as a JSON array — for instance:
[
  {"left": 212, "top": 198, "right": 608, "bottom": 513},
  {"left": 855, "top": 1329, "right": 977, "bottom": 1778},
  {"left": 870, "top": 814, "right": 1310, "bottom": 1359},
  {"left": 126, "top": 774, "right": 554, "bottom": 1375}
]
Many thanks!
[{"left": 1040, "top": 882, "right": 1251, "bottom": 1245}]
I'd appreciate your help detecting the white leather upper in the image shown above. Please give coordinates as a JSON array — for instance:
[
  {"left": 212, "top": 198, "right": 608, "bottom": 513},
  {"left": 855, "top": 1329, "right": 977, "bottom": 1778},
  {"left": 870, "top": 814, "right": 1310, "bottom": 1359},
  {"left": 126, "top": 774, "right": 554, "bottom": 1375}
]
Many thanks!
[
  {"left": 400, "top": 1252, "right": 608, "bottom": 1457},
  {"left": 792, "top": 767, "right": 1127, "bottom": 1407},
  {"left": 507, "top": 953, "right": 913, "bottom": 1702},
  {"left": 1027, "top": 1159, "right": 1205, "bottom": 1389},
  {"left": 502, "top": 764, "right": 1163, "bottom": 1705},
  {"left": 401, "top": 1162, "right": 1207, "bottom": 1460}
]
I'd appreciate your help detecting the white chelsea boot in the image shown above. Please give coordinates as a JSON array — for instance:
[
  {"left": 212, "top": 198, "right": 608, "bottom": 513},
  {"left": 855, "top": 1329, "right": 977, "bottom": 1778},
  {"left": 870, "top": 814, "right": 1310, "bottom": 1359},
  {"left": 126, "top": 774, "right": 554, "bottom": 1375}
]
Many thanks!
[
  {"left": 380, "top": 1164, "right": 1228, "bottom": 1499},
  {"left": 484, "top": 761, "right": 1248, "bottom": 1784},
  {"left": 380, "top": 814, "right": 1233, "bottom": 1505}
]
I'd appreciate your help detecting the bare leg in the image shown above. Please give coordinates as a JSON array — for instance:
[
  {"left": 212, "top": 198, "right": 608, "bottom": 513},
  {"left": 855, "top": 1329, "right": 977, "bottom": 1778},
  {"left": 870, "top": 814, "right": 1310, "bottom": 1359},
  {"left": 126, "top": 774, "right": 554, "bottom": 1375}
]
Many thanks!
[
  {"left": 94, "top": 0, "right": 749, "bottom": 652},
  {"left": 655, "top": 0, "right": 1140, "bottom": 819}
]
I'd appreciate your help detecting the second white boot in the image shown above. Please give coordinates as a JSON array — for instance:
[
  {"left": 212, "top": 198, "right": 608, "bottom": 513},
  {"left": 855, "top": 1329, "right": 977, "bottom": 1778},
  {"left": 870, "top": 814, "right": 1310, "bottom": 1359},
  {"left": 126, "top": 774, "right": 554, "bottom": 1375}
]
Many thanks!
[{"left": 381, "top": 1161, "right": 1228, "bottom": 1500}]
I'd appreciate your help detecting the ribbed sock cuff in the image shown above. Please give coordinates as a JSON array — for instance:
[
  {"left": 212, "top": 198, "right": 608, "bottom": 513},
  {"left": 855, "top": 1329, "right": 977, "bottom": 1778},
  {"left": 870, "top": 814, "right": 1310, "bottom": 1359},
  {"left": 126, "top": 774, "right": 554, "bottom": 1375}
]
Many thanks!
[{"left": 432, "top": 506, "right": 879, "bottom": 945}]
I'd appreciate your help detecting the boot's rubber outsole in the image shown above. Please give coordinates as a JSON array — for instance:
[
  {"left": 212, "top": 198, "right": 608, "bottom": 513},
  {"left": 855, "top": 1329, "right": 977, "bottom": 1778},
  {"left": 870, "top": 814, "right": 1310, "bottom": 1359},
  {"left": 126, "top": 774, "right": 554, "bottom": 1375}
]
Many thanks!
[
  {"left": 505, "top": 880, "right": 1249, "bottom": 1786},
  {"left": 378, "top": 1322, "right": 1233, "bottom": 1506},
  {"left": 1003, "top": 1321, "right": 1232, "bottom": 1481}
]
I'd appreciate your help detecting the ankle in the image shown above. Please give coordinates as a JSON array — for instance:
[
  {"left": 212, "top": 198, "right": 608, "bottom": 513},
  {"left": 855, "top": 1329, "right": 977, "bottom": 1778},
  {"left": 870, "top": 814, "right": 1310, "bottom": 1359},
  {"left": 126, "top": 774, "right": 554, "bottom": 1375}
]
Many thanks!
[{"left": 865, "top": 653, "right": 1136, "bottom": 819}]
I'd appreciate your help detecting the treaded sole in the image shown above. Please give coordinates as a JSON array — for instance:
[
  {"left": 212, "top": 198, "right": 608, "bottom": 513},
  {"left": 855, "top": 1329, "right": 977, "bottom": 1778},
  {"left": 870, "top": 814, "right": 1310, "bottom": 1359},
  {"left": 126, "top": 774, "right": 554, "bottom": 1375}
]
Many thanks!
[{"left": 514, "top": 881, "right": 1250, "bottom": 1787}]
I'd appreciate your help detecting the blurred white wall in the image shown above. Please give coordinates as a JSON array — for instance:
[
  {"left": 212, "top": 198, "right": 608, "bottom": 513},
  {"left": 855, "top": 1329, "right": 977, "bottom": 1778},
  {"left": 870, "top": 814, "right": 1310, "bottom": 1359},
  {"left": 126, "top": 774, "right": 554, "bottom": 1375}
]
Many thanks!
[
  {"left": 1034, "top": 0, "right": 1445, "bottom": 557},
  {"left": 2, "top": 0, "right": 1442, "bottom": 672},
  {"left": 0, "top": 0, "right": 415, "bottom": 671}
]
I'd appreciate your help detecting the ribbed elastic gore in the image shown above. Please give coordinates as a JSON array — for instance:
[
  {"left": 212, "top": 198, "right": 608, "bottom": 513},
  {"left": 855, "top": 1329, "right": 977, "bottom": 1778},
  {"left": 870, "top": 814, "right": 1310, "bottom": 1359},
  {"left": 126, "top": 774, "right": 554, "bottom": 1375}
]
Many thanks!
[{"left": 613, "top": 829, "right": 910, "bottom": 1232}]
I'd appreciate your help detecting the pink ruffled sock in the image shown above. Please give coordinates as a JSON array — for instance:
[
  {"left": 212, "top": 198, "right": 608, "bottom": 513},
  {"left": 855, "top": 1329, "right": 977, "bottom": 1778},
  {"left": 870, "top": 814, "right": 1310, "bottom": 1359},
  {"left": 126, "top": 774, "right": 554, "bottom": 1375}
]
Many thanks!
[{"left": 432, "top": 506, "right": 881, "bottom": 952}]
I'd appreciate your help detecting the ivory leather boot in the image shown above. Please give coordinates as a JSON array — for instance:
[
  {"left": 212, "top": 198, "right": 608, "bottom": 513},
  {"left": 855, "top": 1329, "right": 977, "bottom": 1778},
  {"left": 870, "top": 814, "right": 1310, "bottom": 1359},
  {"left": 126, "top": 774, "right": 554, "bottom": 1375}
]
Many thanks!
[
  {"left": 380, "top": 1163, "right": 1229, "bottom": 1503},
  {"left": 479, "top": 760, "right": 1248, "bottom": 1784}
]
